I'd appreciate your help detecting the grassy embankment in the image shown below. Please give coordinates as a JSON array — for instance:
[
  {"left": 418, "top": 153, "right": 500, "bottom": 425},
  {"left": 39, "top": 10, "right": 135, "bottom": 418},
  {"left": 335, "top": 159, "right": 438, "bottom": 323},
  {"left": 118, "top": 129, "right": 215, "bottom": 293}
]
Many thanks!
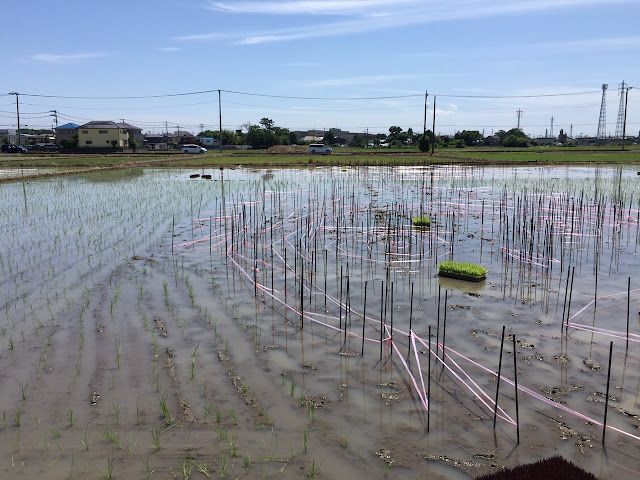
[{"left": 1, "top": 146, "right": 640, "bottom": 183}]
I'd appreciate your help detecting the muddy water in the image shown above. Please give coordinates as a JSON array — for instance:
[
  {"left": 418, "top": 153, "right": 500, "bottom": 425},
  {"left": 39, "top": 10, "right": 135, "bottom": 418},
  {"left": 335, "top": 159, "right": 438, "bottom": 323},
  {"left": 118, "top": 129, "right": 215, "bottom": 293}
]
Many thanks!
[{"left": 1, "top": 165, "right": 640, "bottom": 479}]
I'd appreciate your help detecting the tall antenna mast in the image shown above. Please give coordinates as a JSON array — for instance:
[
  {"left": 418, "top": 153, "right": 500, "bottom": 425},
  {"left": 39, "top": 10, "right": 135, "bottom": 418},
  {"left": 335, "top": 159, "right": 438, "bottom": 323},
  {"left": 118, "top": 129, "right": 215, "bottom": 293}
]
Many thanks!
[
  {"left": 597, "top": 84, "right": 608, "bottom": 139},
  {"left": 615, "top": 81, "right": 626, "bottom": 138}
]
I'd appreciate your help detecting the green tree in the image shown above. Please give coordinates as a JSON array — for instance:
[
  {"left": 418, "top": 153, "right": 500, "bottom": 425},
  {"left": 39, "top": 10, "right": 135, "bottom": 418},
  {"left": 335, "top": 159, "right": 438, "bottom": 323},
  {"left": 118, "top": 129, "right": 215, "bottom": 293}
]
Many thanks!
[
  {"left": 503, "top": 135, "right": 529, "bottom": 147},
  {"left": 246, "top": 125, "right": 267, "bottom": 149},
  {"left": 323, "top": 130, "right": 335, "bottom": 146},
  {"left": 60, "top": 133, "right": 78, "bottom": 149},
  {"left": 1, "top": 136, "right": 9, "bottom": 145},
  {"left": 259, "top": 118, "right": 275, "bottom": 134},
  {"left": 352, "top": 135, "right": 366, "bottom": 148},
  {"left": 455, "top": 130, "right": 482, "bottom": 146},
  {"left": 388, "top": 126, "right": 402, "bottom": 142},
  {"left": 418, "top": 134, "right": 430, "bottom": 152},
  {"left": 288, "top": 131, "right": 298, "bottom": 145}
]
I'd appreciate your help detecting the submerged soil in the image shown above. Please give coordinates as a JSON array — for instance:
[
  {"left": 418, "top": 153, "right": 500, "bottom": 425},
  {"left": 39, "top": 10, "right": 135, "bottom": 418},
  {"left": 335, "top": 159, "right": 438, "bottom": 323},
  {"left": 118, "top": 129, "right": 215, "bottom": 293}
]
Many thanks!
[{"left": 1, "top": 165, "right": 640, "bottom": 479}]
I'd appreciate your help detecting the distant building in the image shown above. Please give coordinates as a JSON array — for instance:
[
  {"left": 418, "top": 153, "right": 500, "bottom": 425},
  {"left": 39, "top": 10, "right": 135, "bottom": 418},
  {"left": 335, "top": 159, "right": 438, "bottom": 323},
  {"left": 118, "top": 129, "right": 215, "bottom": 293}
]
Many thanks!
[
  {"left": 78, "top": 121, "right": 129, "bottom": 149},
  {"left": 144, "top": 135, "right": 169, "bottom": 150},
  {"left": 116, "top": 122, "right": 143, "bottom": 147},
  {"left": 54, "top": 123, "right": 79, "bottom": 145},
  {"left": 0, "top": 128, "right": 17, "bottom": 144},
  {"left": 195, "top": 137, "right": 221, "bottom": 147}
]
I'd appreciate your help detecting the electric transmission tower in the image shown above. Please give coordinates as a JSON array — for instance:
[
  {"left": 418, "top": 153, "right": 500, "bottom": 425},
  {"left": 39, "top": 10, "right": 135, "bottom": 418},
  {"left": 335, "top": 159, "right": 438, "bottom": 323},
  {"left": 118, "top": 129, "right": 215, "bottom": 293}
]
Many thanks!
[
  {"left": 615, "top": 81, "right": 627, "bottom": 138},
  {"left": 550, "top": 116, "right": 554, "bottom": 138},
  {"left": 516, "top": 109, "right": 522, "bottom": 129},
  {"left": 597, "top": 84, "right": 608, "bottom": 139}
]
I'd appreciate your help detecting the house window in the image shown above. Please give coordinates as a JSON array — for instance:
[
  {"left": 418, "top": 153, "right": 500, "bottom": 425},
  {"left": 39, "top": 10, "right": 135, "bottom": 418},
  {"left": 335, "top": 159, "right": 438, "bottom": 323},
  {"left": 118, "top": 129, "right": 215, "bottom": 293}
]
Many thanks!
[
  {"left": 99, "top": 130, "right": 108, "bottom": 134},
  {"left": 85, "top": 140, "right": 92, "bottom": 145},
  {"left": 82, "top": 130, "right": 88, "bottom": 134},
  {"left": 106, "top": 141, "right": 110, "bottom": 144}
]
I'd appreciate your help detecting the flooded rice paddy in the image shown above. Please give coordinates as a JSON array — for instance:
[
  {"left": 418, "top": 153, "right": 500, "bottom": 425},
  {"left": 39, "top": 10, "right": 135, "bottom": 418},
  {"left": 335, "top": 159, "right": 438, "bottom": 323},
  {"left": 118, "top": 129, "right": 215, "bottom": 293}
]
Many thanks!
[{"left": 1, "top": 165, "right": 640, "bottom": 479}]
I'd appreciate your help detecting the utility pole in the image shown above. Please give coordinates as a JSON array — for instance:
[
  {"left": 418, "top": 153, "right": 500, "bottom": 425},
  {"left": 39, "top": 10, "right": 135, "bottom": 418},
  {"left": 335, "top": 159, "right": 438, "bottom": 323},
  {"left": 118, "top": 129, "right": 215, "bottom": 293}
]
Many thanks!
[
  {"left": 164, "top": 121, "right": 169, "bottom": 137},
  {"left": 218, "top": 90, "right": 223, "bottom": 153},
  {"left": 9, "top": 92, "right": 20, "bottom": 145},
  {"left": 431, "top": 95, "right": 436, "bottom": 155},
  {"left": 50, "top": 110, "right": 58, "bottom": 129},
  {"left": 516, "top": 109, "right": 522, "bottom": 130},
  {"left": 622, "top": 87, "right": 632, "bottom": 151},
  {"left": 423, "top": 90, "right": 428, "bottom": 137}
]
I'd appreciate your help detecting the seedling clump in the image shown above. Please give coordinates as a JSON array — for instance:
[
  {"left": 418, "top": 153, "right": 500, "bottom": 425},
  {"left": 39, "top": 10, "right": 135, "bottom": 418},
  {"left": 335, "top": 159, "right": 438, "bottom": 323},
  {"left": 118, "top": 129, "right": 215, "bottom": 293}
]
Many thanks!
[{"left": 438, "top": 261, "right": 487, "bottom": 282}]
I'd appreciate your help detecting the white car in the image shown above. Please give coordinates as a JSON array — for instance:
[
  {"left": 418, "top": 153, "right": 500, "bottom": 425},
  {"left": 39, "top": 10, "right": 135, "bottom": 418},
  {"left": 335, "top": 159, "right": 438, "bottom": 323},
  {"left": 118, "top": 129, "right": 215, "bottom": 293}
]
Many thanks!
[
  {"left": 182, "top": 144, "right": 207, "bottom": 154},
  {"left": 308, "top": 143, "right": 332, "bottom": 154}
]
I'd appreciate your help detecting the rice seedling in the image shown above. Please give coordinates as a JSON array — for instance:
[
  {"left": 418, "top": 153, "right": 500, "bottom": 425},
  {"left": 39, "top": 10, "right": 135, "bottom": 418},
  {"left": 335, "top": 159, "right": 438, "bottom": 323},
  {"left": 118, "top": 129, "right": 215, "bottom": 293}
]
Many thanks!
[
  {"left": 38, "top": 428, "right": 50, "bottom": 450},
  {"left": 229, "top": 409, "right": 238, "bottom": 425},
  {"left": 135, "top": 404, "right": 144, "bottom": 425},
  {"left": 16, "top": 379, "right": 29, "bottom": 400},
  {"left": 50, "top": 428, "right": 61, "bottom": 438},
  {"left": 80, "top": 425, "right": 94, "bottom": 450},
  {"left": 13, "top": 408, "right": 22, "bottom": 427},
  {"left": 100, "top": 428, "right": 122, "bottom": 449},
  {"left": 150, "top": 428, "right": 162, "bottom": 450},
  {"left": 243, "top": 456, "right": 251, "bottom": 469},
  {"left": 97, "top": 453, "right": 117, "bottom": 479},
  {"left": 438, "top": 261, "right": 487, "bottom": 282},
  {"left": 110, "top": 401, "right": 120, "bottom": 425},
  {"left": 65, "top": 406, "right": 75, "bottom": 427},
  {"left": 159, "top": 391, "right": 174, "bottom": 423},
  {"left": 141, "top": 456, "right": 154, "bottom": 479},
  {"left": 126, "top": 431, "right": 139, "bottom": 454},
  {"left": 302, "top": 425, "right": 309, "bottom": 453}
]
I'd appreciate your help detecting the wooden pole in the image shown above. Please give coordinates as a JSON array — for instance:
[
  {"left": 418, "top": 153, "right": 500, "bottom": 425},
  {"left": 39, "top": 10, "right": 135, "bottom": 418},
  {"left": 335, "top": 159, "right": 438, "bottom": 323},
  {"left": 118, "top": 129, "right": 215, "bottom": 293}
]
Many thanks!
[
  {"left": 427, "top": 325, "right": 431, "bottom": 432},
  {"left": 512, "top": 333, "right": 520, "bottom": 443},
  {"left": 362, "top": 281, "right": 367, "bottom": 356},
  {"left": 431, "top": 95, "right": 436, "bottom": 155},
  {"left": 602, "top": 341, "right": 614, "bottom": 443},
  {"left": 493, "top": 325, "right": 506, "bottom": 429}
]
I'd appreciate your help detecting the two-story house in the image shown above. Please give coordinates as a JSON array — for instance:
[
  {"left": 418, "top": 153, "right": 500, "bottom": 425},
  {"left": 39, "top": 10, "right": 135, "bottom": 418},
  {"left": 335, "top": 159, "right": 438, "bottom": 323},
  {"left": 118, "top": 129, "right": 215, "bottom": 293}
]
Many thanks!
[{"left": 77, "top": 121, "right": 129, "bottom": 149}]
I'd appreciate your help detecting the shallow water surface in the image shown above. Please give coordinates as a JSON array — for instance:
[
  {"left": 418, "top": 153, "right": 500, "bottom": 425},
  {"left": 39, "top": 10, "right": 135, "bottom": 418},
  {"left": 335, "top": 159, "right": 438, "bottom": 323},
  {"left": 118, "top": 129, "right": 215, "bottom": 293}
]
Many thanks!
[{"left": 1, "top": 165, "right": 639, "bottom": 479}]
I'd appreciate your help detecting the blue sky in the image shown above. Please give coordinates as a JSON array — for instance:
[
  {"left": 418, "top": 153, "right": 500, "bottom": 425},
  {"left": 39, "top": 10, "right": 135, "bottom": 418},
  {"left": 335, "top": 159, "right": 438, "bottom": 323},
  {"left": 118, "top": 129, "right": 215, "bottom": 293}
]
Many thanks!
[{"left": 1, "top": 0, "right": 639, "bottom": 137}]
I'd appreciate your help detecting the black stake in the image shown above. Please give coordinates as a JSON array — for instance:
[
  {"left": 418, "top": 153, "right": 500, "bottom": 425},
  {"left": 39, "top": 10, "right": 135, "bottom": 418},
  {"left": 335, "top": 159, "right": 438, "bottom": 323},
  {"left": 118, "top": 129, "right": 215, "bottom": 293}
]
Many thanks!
[
  {"left": 427, "top": 325, "right": 431, "bottom": 433},
  {"left": 602, "top": 341, "right": 614, "bottom": 444},
  {"left": 390, "top": 282, "right": 394, "bottom": 357},
  {"left": 380, "top": 280, "right": 384, "bottom": 359},
  {"left": 441, "top": 291, "right": 448, "bottom": 362},
  {"left": 512, "top": 333, "right": 520, "bottom": 443},
  {"left": 627, "top": 277, "right": 631, "bottom": 349},
  {"left": 362, "top": 280, "right": 367, "bottom": 356},
  {"left": 493, "top": 325, "right": 506, "bottom": 429}
]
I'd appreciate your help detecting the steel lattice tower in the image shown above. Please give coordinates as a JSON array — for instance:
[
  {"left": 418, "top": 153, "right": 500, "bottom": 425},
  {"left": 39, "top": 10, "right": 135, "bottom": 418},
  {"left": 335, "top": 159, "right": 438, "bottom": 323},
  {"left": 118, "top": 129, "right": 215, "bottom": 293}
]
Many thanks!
[
  {"left": 615, "top": 81, "right": 627, "bottom": 138},
  {"left": 597, "top": 84, "right": 608, "bottom": 139}
]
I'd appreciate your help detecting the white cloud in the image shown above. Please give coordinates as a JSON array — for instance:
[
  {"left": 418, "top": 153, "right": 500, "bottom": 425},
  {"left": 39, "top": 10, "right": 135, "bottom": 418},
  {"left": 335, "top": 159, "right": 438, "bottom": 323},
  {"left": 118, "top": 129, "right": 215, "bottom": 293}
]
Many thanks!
[
  {"left": 532, "top": 35, "right": 640, "bottom": 52},
  {"left": 30, "top": 52, "right": 107, "bottom": 63},
  {"left": 200, "top": 0, "right": 628, "bottom": 45},
  {"left": 158, "top": 47, "right": 182, "bottom": 52},
  {"left": 304, "top": 74, "right": 422, "bottom": 88},
  {"left": 208, "top": 0, "right": 412, "bottom": 15}
]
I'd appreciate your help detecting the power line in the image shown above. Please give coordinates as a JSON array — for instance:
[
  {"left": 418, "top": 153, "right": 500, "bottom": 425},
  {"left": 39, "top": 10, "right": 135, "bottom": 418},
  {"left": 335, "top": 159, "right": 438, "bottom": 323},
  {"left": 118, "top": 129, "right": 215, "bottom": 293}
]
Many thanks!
[{"left": 10, "top": 88, "right": 602, "bottom": 101}]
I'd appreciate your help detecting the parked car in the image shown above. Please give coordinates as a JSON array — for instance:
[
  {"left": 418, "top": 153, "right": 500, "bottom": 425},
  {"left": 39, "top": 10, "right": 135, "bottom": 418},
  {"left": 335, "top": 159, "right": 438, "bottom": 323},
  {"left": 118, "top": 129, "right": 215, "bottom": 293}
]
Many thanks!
[
  {"left": 182, "top": 144, "right": 207, "bottom": 154},
  {"left": 308, "top": 143, "right": 332, "bottom": 154},
  {"left": 1, "top": 144, "right": 28, "bottom": 153}
]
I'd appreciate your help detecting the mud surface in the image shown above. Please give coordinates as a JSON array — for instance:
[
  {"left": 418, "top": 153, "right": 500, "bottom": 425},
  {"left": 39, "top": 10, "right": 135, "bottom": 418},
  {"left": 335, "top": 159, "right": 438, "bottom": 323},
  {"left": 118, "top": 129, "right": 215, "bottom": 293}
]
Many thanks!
[{"left": 1, "top": 165, "right": 640, "bottom": 479}]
